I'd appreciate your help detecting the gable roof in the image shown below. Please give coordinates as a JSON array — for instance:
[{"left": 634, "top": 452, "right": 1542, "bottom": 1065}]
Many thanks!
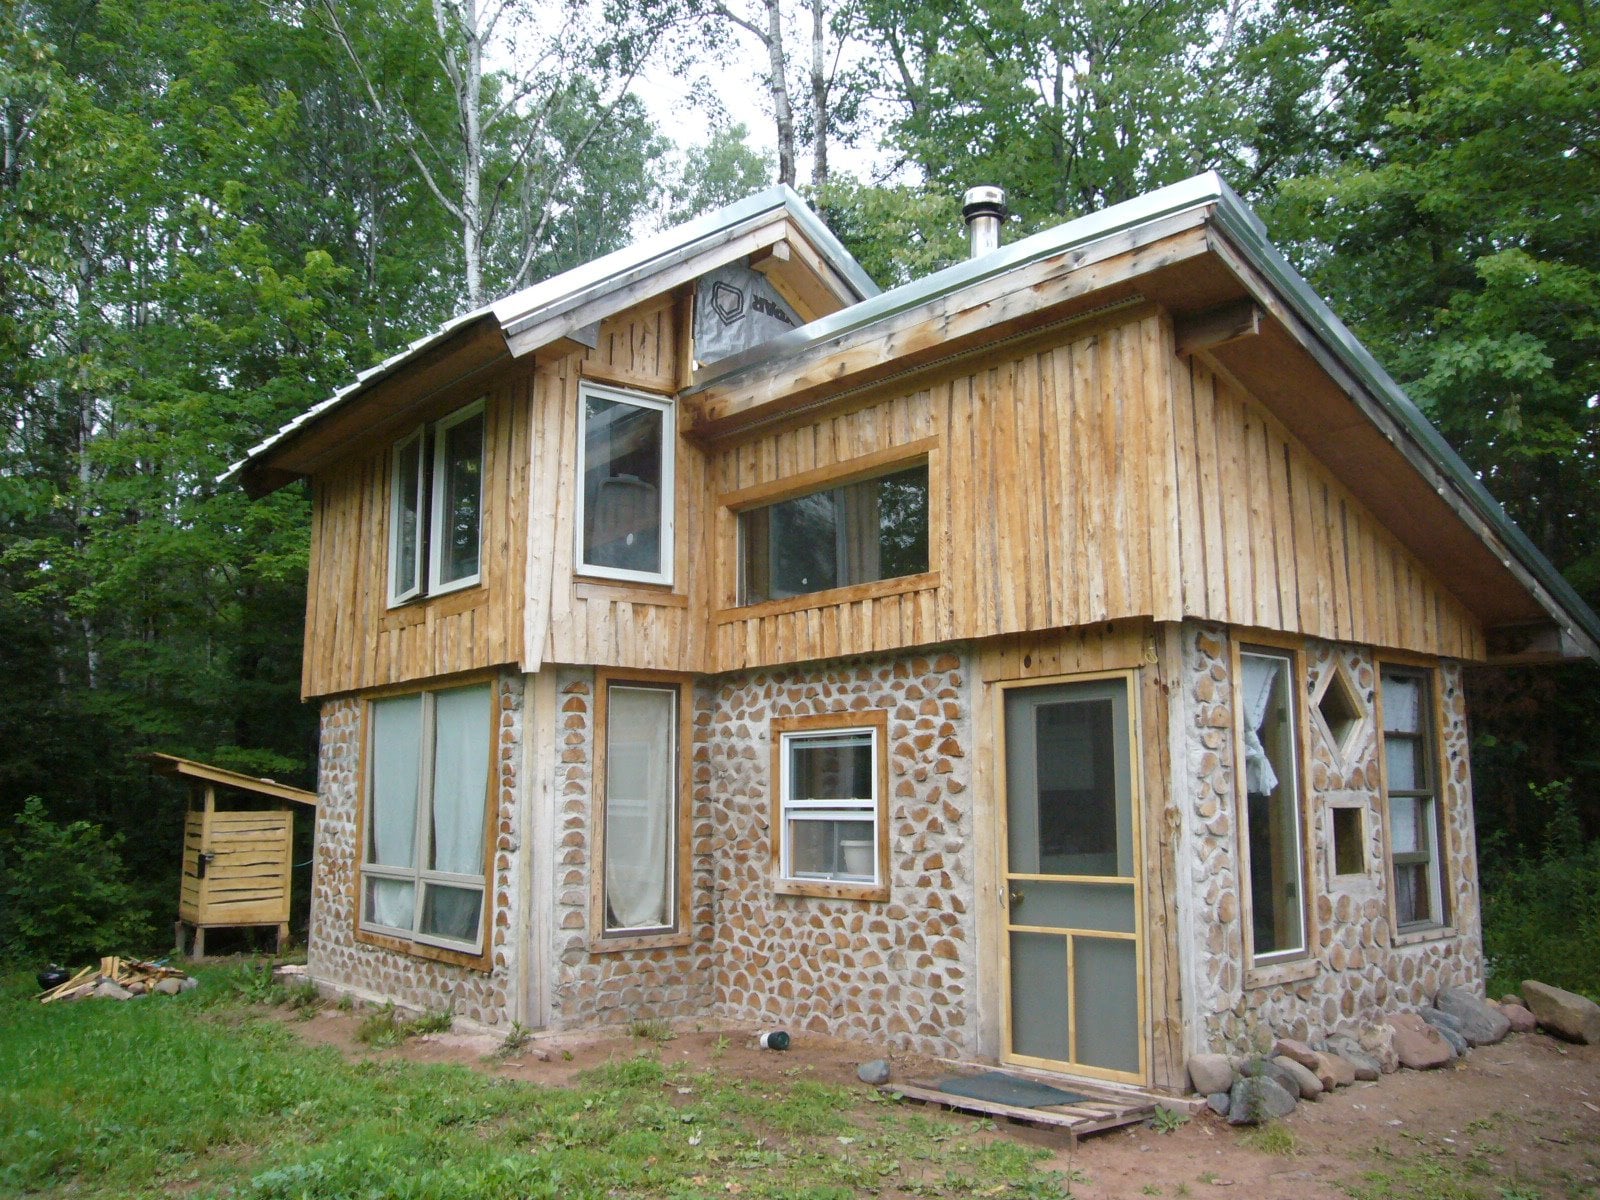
[
  {"left": 226, "top": 186, "right": 876, "bottom": 495},
  {"left": 682, "top": 172, "right": 1600, "bottom": 662}
]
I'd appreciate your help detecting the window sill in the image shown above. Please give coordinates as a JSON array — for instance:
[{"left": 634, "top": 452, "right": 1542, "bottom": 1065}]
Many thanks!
[
  {"left": 774, "top": 879, "right": 890, "bottom": 903},
  {"left": 1392, "top": 924, "right": 1457, "bottom": 948},
  {"left": 1244, "top": 955, "right": 1320, "bottom": 991},
  {"left": 574, "top": 579, "right": 689, "bottom": 608},
  {"left": 588, "top": 929, "right": 693, "bottom": 955},
  {"left": 354, "top": 925, "right": 492, "bottom": 972},
  {"left": 717, "top": 572, "right": 940, "bottom": 623}
]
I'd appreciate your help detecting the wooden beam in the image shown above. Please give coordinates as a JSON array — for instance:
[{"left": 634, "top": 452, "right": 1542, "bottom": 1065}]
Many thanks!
[
  {"left": 1484, "top": 621, "right": 1590, "bottom": 664},
  {"left": 1174, "top": 299, "right": 1262, "bottom": 357}
]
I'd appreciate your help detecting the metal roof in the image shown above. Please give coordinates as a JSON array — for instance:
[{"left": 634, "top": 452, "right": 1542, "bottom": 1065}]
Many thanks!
[
  {"left": 688, "top": 171, "right": 1600, "bottom": 656},
  {"left": 224, "top": 186, "right": 876, "bottom": 483}
]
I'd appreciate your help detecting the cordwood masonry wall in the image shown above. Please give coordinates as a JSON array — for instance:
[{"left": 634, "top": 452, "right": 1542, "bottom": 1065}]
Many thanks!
[
  {"left": 308, "top": 672, "right": 523, "bottom": 1025},
  {"left": 1176, "top": 622, "right": 1483, "bottom": 1056}
]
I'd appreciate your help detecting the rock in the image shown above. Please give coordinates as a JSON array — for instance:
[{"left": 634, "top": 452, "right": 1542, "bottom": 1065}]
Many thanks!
[
  {"left": 1501, "top": 994, "right": 1521, "bottom": 1007},
  {"left": 153, "top": 978, "right": 183, "bottom": 996},
  {"left": 125, "top": 982, "right": 147, "bottom": 996},
  {"left": 1270, "top": 1055, "right": 1324, "bottom": 1100},
  {"left": 1499, "top": 1003, "right": 1537, "bottom": 1033},
  {"left": 1207, "top": 1091, "right": 1232, "bottom": 1116},
  {"left": 1312, "top": 1052, "right": 1357, "bottom": 1089},
  {"left": 857, "top": 1059, "right": 891, "bottom": 1085},
  {"left": 93, "top": 981, "right": 131, "bottom": 1000},
  {"left": 1418, "top": 1009, "right": 1468, "bottom": 1058},
  {"left": 1359, "top": 1024, "right": 1400, "bottom": 1074},
  {"left": 1437, "top": 987, "right": 1511, "bottom": 1046},
  {"left": 178, "top": 976, "right": 198, "bottom": 992},
  {"left": 1324, "top": 1037, "right": 1382, "bottom": 1081},
  {"left": 1187, "top": 1053, "right": 1236, "bottom": 1095},
  {"left": 1272, "top": 1038, "right": 1320, "bottom": 1070},
  {"left": 1240, "top": 1057, "right": 1303, "bottom": 1099},
  {"left": 1227, "top": 1076, "right": 1297, "bottom": 1125},
  {"left": 1382, "top": 1013, "right": 1453, "bottom": 1070},
  {"left": 1522, "top": 980, "right": 1600, "bottom": 1045}
]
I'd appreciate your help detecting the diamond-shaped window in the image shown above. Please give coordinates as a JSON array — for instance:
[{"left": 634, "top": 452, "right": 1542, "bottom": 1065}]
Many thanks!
[{"left": 1315, "top": 663, "right": 1366, "bottom": 760}]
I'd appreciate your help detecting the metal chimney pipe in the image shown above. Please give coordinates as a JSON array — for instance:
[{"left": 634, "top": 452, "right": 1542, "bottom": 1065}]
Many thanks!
[{"left": 962, "top": 186, "right": 1008, "bottom": 258}]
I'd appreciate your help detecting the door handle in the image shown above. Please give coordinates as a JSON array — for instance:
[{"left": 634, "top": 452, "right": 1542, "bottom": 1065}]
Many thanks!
[{"left": 1008, "top": 888, "right": 1024, "bottom": 910}]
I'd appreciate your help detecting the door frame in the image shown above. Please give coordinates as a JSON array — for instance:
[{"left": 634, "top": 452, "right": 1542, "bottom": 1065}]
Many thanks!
[{"left": 993, "top": 669, "right": 1149, "bottom": 1086}]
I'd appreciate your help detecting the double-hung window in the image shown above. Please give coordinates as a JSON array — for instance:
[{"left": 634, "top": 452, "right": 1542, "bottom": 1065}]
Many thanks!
[
  {"left": 577, "top": 383, "right": 674, "bottom": 585},
  {"left": 1380, "top": 668, "right": 1446, "bottom": 929},
  {"left": 774, "top": 715, "right": 888, "bottom": 900},
  {"left": 740, "top": 462, "right": 929, "bottom": 604},
  {"left": 1237, "top": 648, "right": 1307, "bottom": 962},
  {"left": 598, "top": 680, "right": 683, "bottom": 940},
  {"left": 389, "top": 400, "right": 486, "bottom": 605},
  {"left": 361, "top": 684, "right": 493, "bottom": 954}
]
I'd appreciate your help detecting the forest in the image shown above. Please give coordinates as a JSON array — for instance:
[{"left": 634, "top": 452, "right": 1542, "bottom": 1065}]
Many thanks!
[{"left": 1, "top": 0, "right": 1597, "bottom": 990}]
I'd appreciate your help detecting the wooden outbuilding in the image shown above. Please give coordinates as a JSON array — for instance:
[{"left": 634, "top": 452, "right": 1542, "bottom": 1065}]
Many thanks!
[{"left": 147, "top": 753, "right": 317, "bottom": 956}]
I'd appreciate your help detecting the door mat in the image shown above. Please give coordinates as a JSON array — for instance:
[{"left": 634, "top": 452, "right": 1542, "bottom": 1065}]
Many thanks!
[{"left": 931, "top": 1072, "right": 1089, "bottom": 1108}]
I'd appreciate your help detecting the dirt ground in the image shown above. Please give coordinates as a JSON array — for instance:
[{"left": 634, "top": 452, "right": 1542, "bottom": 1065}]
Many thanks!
[{"left": 281, "top": 1008, "right": 1600, "bottom": 1199}]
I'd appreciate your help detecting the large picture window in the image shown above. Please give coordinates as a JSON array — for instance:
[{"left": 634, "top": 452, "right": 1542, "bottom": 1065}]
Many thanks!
[
  {"left": 1380, "top": 667, "right": 1446, "bottom": 929},
  {"left": 362, "top": 684, "right": 493, "bottom": 954},
  {"left": 774, "top": 714, "right": 888, "bottom": 900},
  {"left": 1237, "top": 648, "right": 1307, "bottom": 961},
  {"left": 740, "top": 462, "right": 929, "bottom": 604},
  {"left": 599, "top": 680, "right": 682, "bottom": 938},
  {"left": 578, "top": 383, "right": 674, "bottom": 585},
  {"left": 388, "top": 400, "right": 485, "bottom": 606}
]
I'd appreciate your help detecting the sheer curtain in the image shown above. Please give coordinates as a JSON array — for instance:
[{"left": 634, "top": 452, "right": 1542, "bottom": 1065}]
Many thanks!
[
  {"left": 369, "top": 695, "right": 422, "bottom": 928},
  {"left": 1240, "top": 654, "right": 1281, "bottom": 796},
  {"left": 424, "top": 686, "right": 491, "bottom": 940},
  {"left": 605, "top": 687, "right": 675, "bottom": 930}
]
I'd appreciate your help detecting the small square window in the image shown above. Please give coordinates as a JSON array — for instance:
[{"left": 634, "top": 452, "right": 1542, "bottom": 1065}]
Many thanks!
[
  {"left": 774, "top": 716, "right": 888, "bottom": 900},
  {"left": 1331, "top": 806, "right": 1365, "bottom": 876}
]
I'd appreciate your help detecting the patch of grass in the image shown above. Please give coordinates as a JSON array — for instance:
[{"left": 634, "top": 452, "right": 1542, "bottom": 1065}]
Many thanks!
[
  {"left": 1148, "top": 1105, "right": 1190, "bottom": 1134},
  {"left": 628, "top": 1017, "right": 675, "bottom": 1043},
  {"left": 354, "top": 1002, "right": 452, "bottom": 1047},
  {"left": 0, "top": 972, "right": 1083, "bottom": 1199},
  {"left": 1242, "top": 1121, "right": 1297, "bottom": 1156},
  {"left": 493, "top": 1021, "right": 533, "bottom": 1059}
]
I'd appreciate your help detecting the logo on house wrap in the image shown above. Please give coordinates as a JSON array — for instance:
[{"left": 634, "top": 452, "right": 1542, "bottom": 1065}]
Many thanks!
[{"left": 695, "top": 264, "right": 801, "bottom": 365}]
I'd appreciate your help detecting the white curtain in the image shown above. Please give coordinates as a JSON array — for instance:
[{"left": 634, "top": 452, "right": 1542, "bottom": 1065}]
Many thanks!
[
  {"left": 369, "top": 695, "right": 422, "bottom": 928},
  {"left": 605, "top": 687, "right": 675, "bottom": 930},
  {"left": 430, "top": 686, "right": 491, "bottom": 874},
  {"left": 1384, "top": 676, "right": 1421, "bottom": 734},
  {"left": 1240, "top": 654, "right": 1281, "bottom": 796}
]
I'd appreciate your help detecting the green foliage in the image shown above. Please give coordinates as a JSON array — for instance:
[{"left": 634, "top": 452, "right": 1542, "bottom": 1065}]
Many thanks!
[
  {"left": 0, "top": 798, "right": 153, "bottom": 964},
  {"left": 1481, "top": 781, "right": 1600, "bottom": 998},
  {"left": 356, "top": 1003, "right": 454, "bottom": 1047}
]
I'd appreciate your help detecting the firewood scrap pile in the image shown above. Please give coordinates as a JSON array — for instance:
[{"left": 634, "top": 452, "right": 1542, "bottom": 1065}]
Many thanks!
[{"left": 37, "top": 957, "right": 197, "bottom": 1003}]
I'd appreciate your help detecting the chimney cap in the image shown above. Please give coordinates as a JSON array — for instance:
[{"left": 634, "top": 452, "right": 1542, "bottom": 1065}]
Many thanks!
[{"left": 961, "top": 186, "right": 1008, "bottom": 221}]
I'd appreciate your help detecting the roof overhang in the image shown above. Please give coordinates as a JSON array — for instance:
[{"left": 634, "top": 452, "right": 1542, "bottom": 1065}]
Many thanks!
[
  {"left": 144, "top": 752, "right": 318, "bottom": 806},
  {"left": 226, "top": 186, "right": 877, "bottom": 498},
  {"left": 682, "top": 173, "right": 1600, "bottom": 664}
]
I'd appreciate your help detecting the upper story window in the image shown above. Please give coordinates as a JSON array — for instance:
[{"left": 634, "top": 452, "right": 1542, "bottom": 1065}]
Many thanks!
[
  {"left": 577, "top": 382, "right": 674, "bottom": 585},
  {"left": 739, "top": 461, "right": 929, "bottom": 605},
  {"left": 388, "top": 400, "right": 485, "bottom": 606}
]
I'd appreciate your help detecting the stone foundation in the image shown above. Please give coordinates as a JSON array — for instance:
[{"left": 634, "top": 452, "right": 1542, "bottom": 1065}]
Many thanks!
[
  {"left": 1178, "top": 623, "right": 1483, "bottom": 1055},
  {"left": 306, "top": 673, "right": 522, "bottom": 1026}
]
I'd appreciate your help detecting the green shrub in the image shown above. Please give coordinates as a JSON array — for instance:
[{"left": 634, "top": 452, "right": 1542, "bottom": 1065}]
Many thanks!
[
  {"left": 1481, "top": 781, "right": 1600, "bottom": 999},
  {"left": 0, "top": 797, "right": 153, "bottom": 966}
]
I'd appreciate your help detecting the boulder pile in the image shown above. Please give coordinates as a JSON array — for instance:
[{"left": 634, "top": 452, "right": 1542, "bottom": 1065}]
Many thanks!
[{"left": 1188, "top": 980, "right": 1596, "bottom": 1125}]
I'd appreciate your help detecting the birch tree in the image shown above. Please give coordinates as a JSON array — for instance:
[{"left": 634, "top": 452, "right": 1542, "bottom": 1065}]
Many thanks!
[{"left": 318, "top": 0, "right": 675, "bottom": 308}]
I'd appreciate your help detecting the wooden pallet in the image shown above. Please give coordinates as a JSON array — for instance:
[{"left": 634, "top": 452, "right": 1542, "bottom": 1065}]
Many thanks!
[{"left": 884, "top": 1078, "right": 1156, "bottom": 1142}]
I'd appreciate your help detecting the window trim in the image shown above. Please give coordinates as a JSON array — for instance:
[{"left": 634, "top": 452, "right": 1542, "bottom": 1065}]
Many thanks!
[
  {"left": 354, "top": 676, "right": 498, "bottom": 969},
  {"left": 575, "top": 381, "right": 676, "bottom": 587},
  {"left": 1231, "top": 639, "right": 1313, "bottom": 972},
  {"left": 589, "top": 670, "right": 694, "bottom": 952},
  {"left": 386, "top": 398, "right": 487, "bottom": 609},
  {"left": 1376, "top": 662, "right": 1450, "bottom": 934},
  {"left": 771, "top": 711, "right": 890, "bottom": 902}
]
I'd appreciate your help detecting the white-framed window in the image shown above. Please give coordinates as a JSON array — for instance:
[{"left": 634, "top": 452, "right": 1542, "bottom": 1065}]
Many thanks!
[
  {"left": 387, "top": 399, "right": 486, "bottom": 606},
  {"left": 599, "top": 680, "right": 682, "bottom": 938},
  {"left": 361, "top": 683, "right": 493, "bottom": 954},
  {"left": 577, "top": 382, "right": 674, "bottom": 585},
  {"left": 1237, "top": 647, "right": 1308, "bottom": 962},
  {"left": 774, "top": 715, "right": 888, "bottom": 899},
  {"left": 1380, "top": 667, "right": 1447, "bottom": 929},
  {"left": 739, "top": 461, "right": 930, "bottom": 604}
]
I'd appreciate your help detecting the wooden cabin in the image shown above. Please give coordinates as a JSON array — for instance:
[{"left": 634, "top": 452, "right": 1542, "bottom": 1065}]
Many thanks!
[{"left": 230, "top": 176, "right": 1600, "bottom": 1094}]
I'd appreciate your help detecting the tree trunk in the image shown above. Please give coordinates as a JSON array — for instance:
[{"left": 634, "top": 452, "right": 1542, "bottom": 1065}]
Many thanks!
[
  {"left": 763, "top": 0, "right": 796, "bottom": 187},
  {"left": 810, "top": 0, "right": 828, "bottom": 193}
]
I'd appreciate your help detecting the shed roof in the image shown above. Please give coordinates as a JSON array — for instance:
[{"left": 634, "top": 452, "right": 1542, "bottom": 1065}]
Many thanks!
[{"left": 144, "top": 753, "right": 318, "bottom": 806}]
